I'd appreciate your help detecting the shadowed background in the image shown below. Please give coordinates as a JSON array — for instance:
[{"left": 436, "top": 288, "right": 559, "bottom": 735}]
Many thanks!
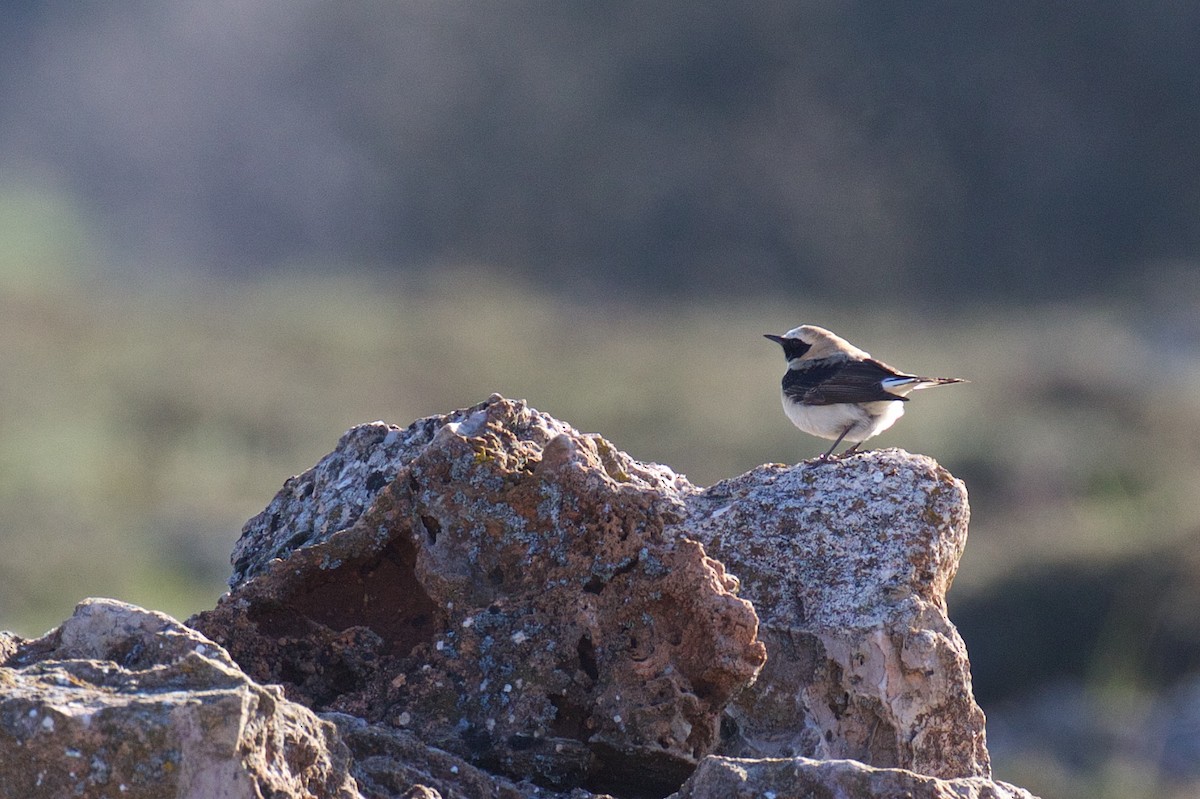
[{"left": 2, "top": 3, "right": 1200, "bottom": 797}]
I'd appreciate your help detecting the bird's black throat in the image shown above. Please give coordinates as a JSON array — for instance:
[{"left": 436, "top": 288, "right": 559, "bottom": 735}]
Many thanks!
[{"left": 764, "top": 334, "right": 812, "bottom": 361}]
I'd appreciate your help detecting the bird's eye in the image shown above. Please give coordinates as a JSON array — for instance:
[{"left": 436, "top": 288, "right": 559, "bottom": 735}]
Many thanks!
[{"left": 785, "top": 340, "right": 812, "bottom": 359}]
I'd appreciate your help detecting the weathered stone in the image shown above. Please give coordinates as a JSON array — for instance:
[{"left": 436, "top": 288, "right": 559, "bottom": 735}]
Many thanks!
[
  {"left": 191, "top": 395, "right": 767, "bottom": 795},
  {"left": 0, "top": 632, "right": 17, "bottom": 660},
  {"left": 0, "top": 398, "right": 1041, "bottom": 799},
  {"left": 682, "top": 453, "right": 988, "bottom": 778},
  {"left": 326, "top": 713, "right": 615, "bottom": 799},
  {"left": 670, "top": 756, "right": 1039, "bottom": 799},
  {"left": 0, "top": 597, "right": 360, "bottom": 799},
  {"left": 402, "top": 787, "right": 445, "bottom": 799}
]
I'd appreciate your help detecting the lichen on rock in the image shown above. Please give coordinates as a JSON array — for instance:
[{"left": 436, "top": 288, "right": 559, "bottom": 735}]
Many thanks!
[
  {"left": 669, "top": 755, "right": 1038, "bottom": 799},
  {"left": 0, "top": 395, "right": 1038, "bottom": 799},
  {"left": 684, "top": 452, "right": 987, "bottom": 778},
  {"left": 191, "top": 395, "right": 767, "bottom": 794},
  {"left": 0, "top": 598, "right": 359, "bottom": 799}
]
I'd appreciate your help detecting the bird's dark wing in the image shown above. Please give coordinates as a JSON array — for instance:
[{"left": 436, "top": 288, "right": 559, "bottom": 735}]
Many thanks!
[{"left": 783, "top": 358, "right": 910, "bottom": 405}]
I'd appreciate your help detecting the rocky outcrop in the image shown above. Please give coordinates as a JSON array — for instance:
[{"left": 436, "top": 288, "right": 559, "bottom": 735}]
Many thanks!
[
  {"left": 670, "top": 756, "right": 1036, "bottom": 799},
  {"left": 686, "top": 453, "right": 987, "bottom": 777},
  {"left": 191, "top": 395, "right": 767, "bottom": 795},
  {"left": 0, "top": 396, "right": 1039, "bottom": 799},
  {"left": 325, "top": 714, "right": 605, "bottom": 799},
  {"left": 0, "top": 598, "right": 359, "bottom": 799}
]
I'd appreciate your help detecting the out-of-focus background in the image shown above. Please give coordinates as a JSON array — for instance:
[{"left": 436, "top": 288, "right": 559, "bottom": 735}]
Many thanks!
[{"left": 2, "top": 3, "right": 1199, "bottom": 796}]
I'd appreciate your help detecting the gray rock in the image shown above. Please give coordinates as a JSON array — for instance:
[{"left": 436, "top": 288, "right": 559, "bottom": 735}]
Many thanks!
[
  {"left": 684, "top": 452, "right": 989, "bottom": 778},
  {"left": 0, "top": 597, "right": 361, "bottom": 799},
  {"left": 670, "top": 755, "right": 1039, "bottom": 799},
  {"left": 0, "top": 397, "right": 1040, "bottom": 799},
  {"left": 325, "top": 713, "right": 616, "bottom": 799}
]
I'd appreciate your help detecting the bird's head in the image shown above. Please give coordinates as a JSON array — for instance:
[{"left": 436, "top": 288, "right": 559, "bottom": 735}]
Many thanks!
[
  {"left": 763, "top": 331, "right": 812, "bottom": 361},
  {"left": 764, "top": 325, "right": 867, "bottom": 363}
]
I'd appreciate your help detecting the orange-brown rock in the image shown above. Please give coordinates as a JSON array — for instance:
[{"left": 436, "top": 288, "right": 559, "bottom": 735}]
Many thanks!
[
  {"left": 0, "top": 397, "right": 1043, "bottom": 799},
  {"left": 191, "top": 396, "right": 767, "bottom": 794}
]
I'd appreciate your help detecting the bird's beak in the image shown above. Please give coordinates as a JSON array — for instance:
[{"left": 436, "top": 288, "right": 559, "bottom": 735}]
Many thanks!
[{"left": 763, "top": 334, "right": 785, "bottom": 345}]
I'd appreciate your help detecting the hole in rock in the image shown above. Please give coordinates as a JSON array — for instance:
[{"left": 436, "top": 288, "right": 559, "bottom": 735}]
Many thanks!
[
  {"left": 719, "top": 714, "right": 740, "bottom": 745},
  {"left": 285, "top": 530, "right": 310, "bottom": 552},
  {"left": 586, "top": 742, "right": 697, "bottom": 799},
  {"left": 255, "top": 537, "right": 440, "bottom": 659},
  {"left": 690, "top": 677, "right": 717, "bottom": 703},
  {"left": 577, "top": 634, "right": 600, "bottom": 682},
  {"left": 550, "top": 693, "right": 591, "bottom": 740},
  {"left": 365, "top": 469, "right": 389, "bottom": 492},
  {"left": 419, "top": 514, "right": 441, "bottom": 543},
  {"left": 462, "top": 725, "right": 493, "bottom": 756}
]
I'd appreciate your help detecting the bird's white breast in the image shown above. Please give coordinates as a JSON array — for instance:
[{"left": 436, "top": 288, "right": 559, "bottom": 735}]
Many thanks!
[{"left": 780, "top": 390, "right": 906, "bottom": 443}]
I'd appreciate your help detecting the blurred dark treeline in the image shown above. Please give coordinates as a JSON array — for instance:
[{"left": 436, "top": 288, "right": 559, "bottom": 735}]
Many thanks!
[{"left": 2, "top": 1, "right": 1198, "bottom": 302}]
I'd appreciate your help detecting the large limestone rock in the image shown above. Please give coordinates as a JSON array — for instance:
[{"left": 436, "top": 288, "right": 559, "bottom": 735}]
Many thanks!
[
  {"left": 191, "top": 395, "right": 1010, "bottom": 793},
  {"left": 685, "top": 453, "right": 988, "bottom": 777},
  {"left": 324, "top": 713, "right": 609, "bottom": 799},
  {"left": 670, "top": 756, "right": 1037, "bottom": 799},
  {"left": 0, "top": 396, "right": 1037, "bottom": 799},
  {"left": 0, "top": 598, "right": 360, "bottom": 799},
  {"left": 191, "top": 395, "right": 768, "bottom": 795},
  {"left": 190, "top": 394, "right": 1012, "bottom": 793}
]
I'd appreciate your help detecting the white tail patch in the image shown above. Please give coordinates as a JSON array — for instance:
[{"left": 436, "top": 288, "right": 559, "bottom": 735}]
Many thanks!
[
  {"left": 882, "top": 375, "right": 965, "bottom": 396},
  {"left": 881, "top": 376, "right": 922, "bottom": 396}
]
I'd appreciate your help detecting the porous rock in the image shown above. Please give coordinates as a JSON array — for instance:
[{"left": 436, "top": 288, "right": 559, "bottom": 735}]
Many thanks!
[
  {"left": 669, "top": 755, "right": 1039, "bottom": 799},
  {"left": 683, "top": 452, "right": 988, "bottom": 778},
  {"left": 325, "top": 713, "right": 614, "bottom": 799},
  {"left": 191, "top": 395, "right": 767, "bottom": 795},
  {"left": 0, "top": 597, "right": 360, "bottom": 799}
]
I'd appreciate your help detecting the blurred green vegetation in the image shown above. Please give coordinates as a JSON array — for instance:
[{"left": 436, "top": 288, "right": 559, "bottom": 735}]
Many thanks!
[
  {"left": 3, "top": 236, "right": 1200, "bottom": 799},
  {"left": 2, "top": 259, "right": 1197, "bottom": 640}
]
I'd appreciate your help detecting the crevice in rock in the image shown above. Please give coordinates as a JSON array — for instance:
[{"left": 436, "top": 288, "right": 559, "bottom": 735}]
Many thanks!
[
  {"left": 577, "top": 633, "right": 599, "bottom": 682},
  {"left": 549, "top": 693, "right": 591, "bottom": 740},
  {"left": 610, "top": 556, "right": 640, "bottom": 580},
  {"left": 419, "top": 514, "right": 441, "bottom": 544},
  {"left": 585, "top": 742, "right": 696, "bottom": 799},
  {"left": 252, "top": 537, "right": 439, "bottom": 659}
]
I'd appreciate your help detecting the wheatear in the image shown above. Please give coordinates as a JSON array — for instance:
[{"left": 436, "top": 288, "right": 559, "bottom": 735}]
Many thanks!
[{"left": 764, "top": 325, "right": 966, "bottom": 460}]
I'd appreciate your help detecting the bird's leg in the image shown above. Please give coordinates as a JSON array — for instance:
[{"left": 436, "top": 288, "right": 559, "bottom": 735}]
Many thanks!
[
  {"left": 841, "top": 441, "right": 863, "bottom": 456},
  {"left": 818, "top": 426, "right": 855, "bottom": 460}
]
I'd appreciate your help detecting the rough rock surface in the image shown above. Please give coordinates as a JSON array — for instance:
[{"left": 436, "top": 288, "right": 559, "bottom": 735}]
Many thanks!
[
  {"left": 191, "top": 395, "right": 767, "bottom": 795},
  {"left": 0, "top": 397, "right": 1039, "bottom": 799},
  {"left": 325, "top": 713, "right": 612, "bottom": 799},
  {"left": 670, "top": 756, "right": 1038, "bottom": 799},
  {"left": 0, "top": 597, "right": 359, "bottom": 799},
  {"left": 683, "top": 453, "right": 989, "bottom": 778}
]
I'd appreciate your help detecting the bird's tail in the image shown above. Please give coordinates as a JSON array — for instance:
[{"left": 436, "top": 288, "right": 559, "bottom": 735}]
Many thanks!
[
  {"left": 881, "top": 375, "right": 968, "bottom": 395},
  {"left": 909, "top": 376, "right": 968, "bottom": 389}
]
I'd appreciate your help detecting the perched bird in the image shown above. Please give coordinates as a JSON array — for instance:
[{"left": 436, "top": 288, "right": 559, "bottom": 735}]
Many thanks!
[{"left": 764, "top": 325, "right": 966, "bottom": 460}]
